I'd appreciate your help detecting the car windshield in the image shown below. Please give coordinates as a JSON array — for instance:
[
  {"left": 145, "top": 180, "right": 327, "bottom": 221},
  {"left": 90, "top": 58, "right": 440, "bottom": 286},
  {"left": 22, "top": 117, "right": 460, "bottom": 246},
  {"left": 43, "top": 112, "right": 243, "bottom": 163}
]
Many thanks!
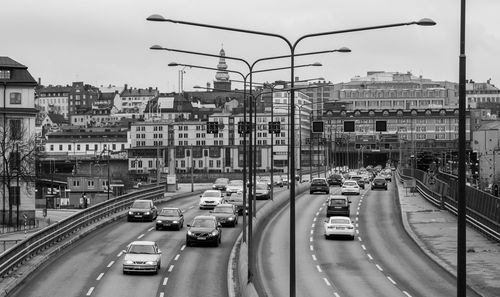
[
  {"left": 350, "top": 176, "right": 361, "bottom": 181},
  {"left": 128, "top": 244, "right": 155, "bottom": 254},
  {"left": 131, "top": 201, "right": 150, "bottom": 208},
  {"left": 214, "top": 178, "right": 228, "bottom": 184},
  {"left": 329, "top": 218, "right": 351, "bottom": 224},
  {"left": 228, "top": 180, "right": 243, "bottom": 186},
  {"left": 312, "top": 179, "right": 326, "bottom": 185},
  {"left": 256, "top": 183, "right": 268, "bottom": 190},
  {"left": 329, "top": 199, "right": 347, "bottom": 206},
  {"left": 374, "top": 178, "right": 385, "bottom": 182},
  {"left": 191, "top": 218, "right": 216, "bottom": 228},
  {"left": 343, "top": 181, "right": 357, "bottom": 187},
  {"left": 213, "top": 207, "right": 234, "bottom": 213},
  {"left": 160, "top": 209, "right": 179, "bottom": 216},
  {"left": 203, "top": 191, "right": 220, "bottom": 197}
]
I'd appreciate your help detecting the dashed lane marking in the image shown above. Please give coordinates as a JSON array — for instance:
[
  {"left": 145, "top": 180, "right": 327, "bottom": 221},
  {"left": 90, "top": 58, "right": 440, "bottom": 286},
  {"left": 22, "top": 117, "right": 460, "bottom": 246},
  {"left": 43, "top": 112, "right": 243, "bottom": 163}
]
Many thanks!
[
  {"left": 148, "top": 227, "right": 154, "bottom": 232},
  {"left": 367, "top": 254, "right": 373, "bottom": 260},
  {"left": 323, "top": 278, "right": 331, "bottom": 286},
  {"left": 316, "top": 265, "right": 323, "bottom": 272},
  {"left": 310, "top": 230, "right": 314, "bottom": 235},
  {"left": 163, "top": 277, "right": 168, "bottom": 286},
  {"left": 159, "top": 292, "right": 165, "bottom": 297},
  {"left": 313, "top": 217, "right": 317, "bottom": 222},
  {"left": 312, "top": 223, "right": 315, "bottom": 228},
  {"left": 310, "top": 245, "right": 314, "bottom": 251},
  {"left": 117, "top": 251, "right": 123, "bottom": 257},
  {"left": 107, "top": 261, "right": 114, "bottom": 268},
  {"left": 168, "top": 265, "right": 174, "bottom": 272},
  {"left": 403, "top": 291, "right": 412, "bottom": 297},
  {"left": 96, "top": 273, "right": 104, "bottom": 281},
  {"left": 334, "top": 293, "right": 340, "bottom": 297},
  {"left": 86, "top": 287, "right": 94, "bottom": 296},
  {"left": 355, "top": 230, "right": 359, "bottom": 234},
  {"left": 358, "top": 236, "right": 362, "bottom": 241},
  {"left": 180, "top": 245, "right": 186, "bottom": 251},
  {"left": 174, "top": 254, "right": 180, "bottom": 261},
  {"left": 387, "top": 276, "right": 397, "bottom": 285},
  {"left": 312, "top": 254, "right": 317, "bottom": 261},
  {"left": 376, "top": 264, "right": 383, "bottom": 271},
  {"left": 137, "top": 234, "right": 145, "bottom": 239},
  {"left": 316, "top": 212, "right": 320, "bottom": 216},
  {"left": 310, "top": 237, "right": 313, "bottom": 242},
  {"left": 361, "top": 244, "right": 366, "bottom": 250}
]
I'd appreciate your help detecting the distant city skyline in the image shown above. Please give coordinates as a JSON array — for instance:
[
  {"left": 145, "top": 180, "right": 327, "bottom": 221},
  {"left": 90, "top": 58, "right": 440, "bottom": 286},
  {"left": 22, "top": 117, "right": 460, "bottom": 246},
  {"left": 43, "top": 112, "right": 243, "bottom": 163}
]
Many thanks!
[{"left": 2, "top": 0, "right": 499, "bottom": 92}]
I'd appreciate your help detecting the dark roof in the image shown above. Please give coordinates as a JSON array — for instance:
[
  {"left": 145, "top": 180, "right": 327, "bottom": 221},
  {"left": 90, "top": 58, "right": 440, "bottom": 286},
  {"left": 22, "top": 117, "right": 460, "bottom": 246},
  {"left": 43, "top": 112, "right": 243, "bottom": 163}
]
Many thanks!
[
  {"left": 37, "top": 85, "right": 72, "bottom": 93},
  {"left": 0, "top": 56, "right": 37, "bottom": 86},
  {"left": 48, "top": 113, "right": 68, "bottom": 124}
]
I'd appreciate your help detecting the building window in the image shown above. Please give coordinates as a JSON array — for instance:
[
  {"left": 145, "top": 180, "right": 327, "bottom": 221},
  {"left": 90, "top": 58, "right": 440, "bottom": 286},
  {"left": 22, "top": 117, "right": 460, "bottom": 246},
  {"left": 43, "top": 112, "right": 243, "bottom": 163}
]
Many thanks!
[
  {"left": 9, "top": 119, "right": 22, "bottom": 140},
  {"left": 131, "top": 161, "right": 136, "bottom": 168},
  {"left": 73, "top": 180, "right": 80, "bottom": 187},
  {"left": 50, "top": 145, "right": 54, "bottom": 151},
  {"left": 85, "top": 144, "right": 89, "bottom": 150},
  {"left": 9, "top": 92, "right": 22, "bottom": 104},
  {"left": 148, "top": 160, "right": 153, "bottom": 168},
  {"left": 59, "top": 144, "right": 63, "bottom": 151},
  {"left": 138, "top": 161, "right": 142, "bottom": 167},
  {"left": 88, "top": 180, "right": 94, "bottom": 187},
  {"left": 68, "top": 144, "right": 72, "bottom": 151},
  {"left": 0, "top": 70, "right": 11, "bottom": 79},
  {"left": 77, "top": 144, "right": 81, "bottom": 151}
]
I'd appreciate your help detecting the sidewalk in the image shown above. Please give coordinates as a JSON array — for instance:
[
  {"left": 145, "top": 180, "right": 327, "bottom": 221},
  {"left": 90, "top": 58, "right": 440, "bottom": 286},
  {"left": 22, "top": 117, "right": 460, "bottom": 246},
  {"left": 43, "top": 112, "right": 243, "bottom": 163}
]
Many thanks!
[{"left": 396, "top": 175, "right": 500, "bottom": 297}]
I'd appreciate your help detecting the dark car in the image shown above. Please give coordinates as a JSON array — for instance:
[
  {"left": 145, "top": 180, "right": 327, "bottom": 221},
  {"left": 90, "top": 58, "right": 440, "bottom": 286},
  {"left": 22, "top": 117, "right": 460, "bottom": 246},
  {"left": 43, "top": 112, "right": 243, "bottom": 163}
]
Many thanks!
[
  {"left": 156, "top": 207, "right": 184, "bottom": 230},
  {"left": 310, "top": 178, "right": 330, "bottom": 194},
  {"left": 326, "top": 195, "right": 351, "bottom": 217},
  {"left": 371, "top": 177, "right": 388, "bottom": 190},
  {"left": 350, "top": 175, "right": 365, "bottom": 189},
  {"left": 212, "top": 178, "right": 229, "bottom": 192},
  {"left": 254, "top": 182, "right": 271, "bottom": 200},
  {"left": 225, "top": 191, "right": 246, "bottom": 215},
  {"left": 210, "top": 204, "right": 238, "bottom": 227},
  {"left": 330, "top": 174, "right": 343, "bottom": 186},
  {"left": 186, "top": 215, "right": 222, "bottom": 247},
  {"left": 127, "top": 199, "right": 157, "bottom": 222}
]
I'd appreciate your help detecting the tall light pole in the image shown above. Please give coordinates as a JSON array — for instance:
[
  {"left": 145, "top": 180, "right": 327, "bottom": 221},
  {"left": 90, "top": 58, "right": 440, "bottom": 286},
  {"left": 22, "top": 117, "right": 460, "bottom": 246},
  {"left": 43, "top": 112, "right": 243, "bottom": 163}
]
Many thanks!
[{"left": 147, "top": 15, "right": 435, "bottom": 297}]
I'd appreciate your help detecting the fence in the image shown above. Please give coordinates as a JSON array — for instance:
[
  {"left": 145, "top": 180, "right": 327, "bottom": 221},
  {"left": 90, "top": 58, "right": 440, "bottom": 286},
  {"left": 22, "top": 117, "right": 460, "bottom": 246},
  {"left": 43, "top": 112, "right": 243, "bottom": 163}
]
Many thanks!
[{"left": 399, "top": 168, "right": 500, "bottom": 242}]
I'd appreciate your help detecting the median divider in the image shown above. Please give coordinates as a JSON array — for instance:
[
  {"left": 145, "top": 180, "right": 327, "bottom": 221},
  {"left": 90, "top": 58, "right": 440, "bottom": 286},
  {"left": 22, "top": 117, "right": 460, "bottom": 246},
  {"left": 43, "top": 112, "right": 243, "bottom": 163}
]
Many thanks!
[{"left": 233, "top": 182, "right": 309, "bottom": 297}]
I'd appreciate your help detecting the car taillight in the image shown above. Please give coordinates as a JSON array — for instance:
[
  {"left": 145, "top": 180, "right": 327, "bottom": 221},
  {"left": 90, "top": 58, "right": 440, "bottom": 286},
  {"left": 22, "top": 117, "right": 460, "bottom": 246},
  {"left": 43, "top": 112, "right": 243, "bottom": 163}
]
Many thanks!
[{"left": 348, "top": 226, "right": 354, "bottom": 229}]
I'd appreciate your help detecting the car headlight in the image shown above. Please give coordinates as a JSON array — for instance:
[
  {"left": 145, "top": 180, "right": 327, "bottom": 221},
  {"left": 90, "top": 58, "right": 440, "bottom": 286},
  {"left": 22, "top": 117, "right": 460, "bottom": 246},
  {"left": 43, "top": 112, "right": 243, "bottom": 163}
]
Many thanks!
[
  {"left": 128, "top": 211, "right": 133, "bottom": 215},
  {"left": 187, "top": 230, "right": 193, "bottom": 236},
  {"left": 144, "top": 212, "right": 150, "bottom": 215},
  {"left": 211, "top": 230, "right": 219, "bottom": 236},
  {"left": 157, "top": 220, "right": 162, "bottom": 223},
  {"left": 228, "top": 217, "right": 234, "bottom": 220},
  {"left": 172, "top": 220, "right": 178, "bottom": 224},
  {"left": 145, "top": 261, "right": 155, "bottom": 265},
  {"left": 124, "top": 260, "right": 134, "bottom": 265}
]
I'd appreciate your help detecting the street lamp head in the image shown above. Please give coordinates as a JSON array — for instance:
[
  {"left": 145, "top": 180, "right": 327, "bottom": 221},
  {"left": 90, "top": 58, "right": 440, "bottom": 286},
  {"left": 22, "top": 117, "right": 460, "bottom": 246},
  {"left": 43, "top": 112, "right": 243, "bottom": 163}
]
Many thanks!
[
  {"left": 150, "top": 45, "right": 163, "bottom": 50},
  {"left": 416, "top": 18, "right": 436, "bottom": 26},
  {"left": 168, "top": 62, "right": 179, "bottom": 67},
  {"left": 147, "top": 14, "right": 167, "bottom": 22},
  {"left": 337, "top": 47, "right": 351, "bottom": 53},
  {"left": 311, "top": 62, "right": 322, "bottom": 67}
]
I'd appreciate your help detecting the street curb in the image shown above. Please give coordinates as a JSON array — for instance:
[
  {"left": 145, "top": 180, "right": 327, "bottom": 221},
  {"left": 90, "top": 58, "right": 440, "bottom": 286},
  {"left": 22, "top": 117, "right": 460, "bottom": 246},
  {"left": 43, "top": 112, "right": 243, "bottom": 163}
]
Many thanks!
[
  {"left": 0, "top": 189, "right": 205, "bottom": 297},
  {"left": 394, "top": 175, "right": 486, "bottom": 297}
]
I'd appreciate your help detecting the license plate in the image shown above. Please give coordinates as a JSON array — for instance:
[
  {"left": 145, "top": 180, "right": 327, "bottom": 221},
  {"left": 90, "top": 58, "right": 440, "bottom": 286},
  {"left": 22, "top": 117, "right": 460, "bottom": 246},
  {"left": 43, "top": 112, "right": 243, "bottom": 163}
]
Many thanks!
[
  {"left": 165, "top": 223, "right": 171, "bottom": 226},
  {"left": 197, "top": 237, "right": 206, "bottom": 240},
  {"left": 336, "top": 227, "right": 345, "bottom": 230},
  {"left": 135, "top": 215, "right": 142, "bottom": 218}
]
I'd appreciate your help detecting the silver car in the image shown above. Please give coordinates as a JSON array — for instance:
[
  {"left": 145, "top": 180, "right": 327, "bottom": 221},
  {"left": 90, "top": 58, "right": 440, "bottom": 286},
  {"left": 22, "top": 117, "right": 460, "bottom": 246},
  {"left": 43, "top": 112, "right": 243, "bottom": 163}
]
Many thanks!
[{"left": 122, "top": 241, "right": 162, "bottom": 274}]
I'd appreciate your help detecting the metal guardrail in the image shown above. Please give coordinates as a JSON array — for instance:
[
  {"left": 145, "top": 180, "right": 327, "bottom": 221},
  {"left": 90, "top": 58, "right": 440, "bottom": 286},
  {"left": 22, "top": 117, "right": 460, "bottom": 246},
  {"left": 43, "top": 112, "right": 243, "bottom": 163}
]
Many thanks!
[
  {"left": 0, "top": 184, "right": 167, "bottom": 278},
  {"left": 397, "top": 170, "right": 500, "bottom": 242}
]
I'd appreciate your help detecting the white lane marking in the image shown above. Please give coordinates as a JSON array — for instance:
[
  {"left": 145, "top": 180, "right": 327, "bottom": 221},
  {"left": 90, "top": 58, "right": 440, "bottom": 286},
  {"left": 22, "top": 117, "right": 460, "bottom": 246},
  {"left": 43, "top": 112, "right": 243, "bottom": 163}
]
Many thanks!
[
  {"left": 403, "top": 291, "right": 412, "bottom": 297},
  {"left": 310, "top": 230, "right": 314, "bottom": 235},
  {"left": 107, "top": 261, "right": 114, "bottom": 268},
  {"left": 367, "top": 254, "right": 373, "bottom": 260},
  {"left": 174, "top": 254, "right": 180, "bottom": 261},
  {"left": 355, "top": 230, "right": 359, "bottom": 234},
  {"left": 334, "top": 292, "right": 341, "bottom": 297},
  {"left": 361, "top": 244, "right": 366, "bottom": 250},
  {"left": 316, "top": 265, "right": 323, "bottom": 272},
  {"left": 309, "top": 237, "right": 313, "bottom": 242},
  {"left": 96, "top": 273, "right": 104, "bottom": 281},
  {"left": 181, "top": 245, "right": 186, "bottom": 251},
  {"left": 323, "top": 278, "right": 331, "bottom": 286},
  {"left": 312, "top": 223, "right": 315, "bottom": 228},
  {"left": 163, "top": 277, "right": 168, "bottom": 286},
  {"left": 376, "top": 264, "right": 384, "bottom": 271},
  {"left": 316, "top": 211, "right": 320, "bottom": 216},
  {"left": 358, "top": 237, "right": 362, "bottom": 241},
  {"left": 168, "top": 265, "right": 174, "bottom": 272},
  {"left": 159, "top": 292, "right": 165, "bottom": 297},
  {"left": 137, "top": 234, "right": 145, "bottom": 239},
  {"left": 86, "top": 287, "right": 94, "bottom": 296},
  {"left": 355, "top": 223, "right": 359, "bottom": 228},
  {"left": 148, "top": 227, "right": 155, "bottom": 232},
  {"left": 117, "top": 251, "right": 123, "bottom": 257},
  {"left": 312, "top": 254, "right": 317, "bottom": 261},
  {"left": 189, "top": 206, "right": 194, "bottom": 209},
  {"left": 387, "top": 276, "right": 396, "bottom": 285},
  {"left": 313, "top": 217, "right": 317, "bottom": 222},
  {"left": 310, "top": 245, "right": 314, "bottom": 251},
  {"left": 356, "top": 211, "right": 359, "bottom": 216},
  {"left": 319, "top": 207, "right": 323, "bottom": 211}
]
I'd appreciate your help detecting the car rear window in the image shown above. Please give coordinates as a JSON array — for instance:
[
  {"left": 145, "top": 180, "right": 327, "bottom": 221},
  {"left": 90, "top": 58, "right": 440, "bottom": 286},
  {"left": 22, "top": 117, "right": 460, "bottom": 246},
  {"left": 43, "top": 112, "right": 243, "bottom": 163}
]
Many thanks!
[
  {"left": 328, "top": 199, "right": 347, "bottom": 206},
  {"left": 132, "top": 201, "right": 150, "bottom": 208},
  {"left": 203, "top": 191, "right": 220, "bottom": 197},
  {"left": 329, "top": 218, "right": 351, "bottom": 224},
  {"left": 129, "top": 244, "right": 155, "bottom": 254},
  {"left": 192, "top": 218, "right": 216, "bottom": 228},
  {"left": 312, "top": 179, "right": 327, "bottom": 185},
  {"left": 343, "top": 181, "right": 357, "bottom": 186},
  {"left": 160, "top": 209, "right": 178, "bottom": 216},
  {"left": 214, "top": 178, "right": 228, "bottom": 184}
]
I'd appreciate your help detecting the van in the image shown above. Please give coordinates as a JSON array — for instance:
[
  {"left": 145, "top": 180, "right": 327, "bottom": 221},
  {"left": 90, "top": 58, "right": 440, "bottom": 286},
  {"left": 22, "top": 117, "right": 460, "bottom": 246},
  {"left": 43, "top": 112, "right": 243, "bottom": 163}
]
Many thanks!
[{"left": 326, "top": 195, "right": 351, "bottom": 217}]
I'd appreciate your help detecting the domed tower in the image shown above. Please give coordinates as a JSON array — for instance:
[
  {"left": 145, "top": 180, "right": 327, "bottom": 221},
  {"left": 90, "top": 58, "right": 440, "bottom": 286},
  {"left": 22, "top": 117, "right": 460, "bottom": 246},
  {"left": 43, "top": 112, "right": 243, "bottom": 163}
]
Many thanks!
[{"left": 213, "top": 46, "right": 231, "bottom": 91}]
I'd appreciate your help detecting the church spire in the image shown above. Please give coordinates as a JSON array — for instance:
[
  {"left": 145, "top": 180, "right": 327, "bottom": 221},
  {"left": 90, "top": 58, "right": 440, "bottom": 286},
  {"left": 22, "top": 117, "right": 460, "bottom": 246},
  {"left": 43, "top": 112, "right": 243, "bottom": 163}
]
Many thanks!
[{"left": 213, "top": 45, "right": 231, "bottom": 91}]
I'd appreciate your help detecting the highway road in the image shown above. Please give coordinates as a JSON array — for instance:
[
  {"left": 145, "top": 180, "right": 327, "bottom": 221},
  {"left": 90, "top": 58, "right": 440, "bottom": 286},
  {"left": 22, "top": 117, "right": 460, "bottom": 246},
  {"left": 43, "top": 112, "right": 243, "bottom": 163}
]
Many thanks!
[
  {"left": 256, "top": 180, "right": 481, "bottom": 297},
  {"left": 8, "top": 189, "right": 277, "bottom": 297}
]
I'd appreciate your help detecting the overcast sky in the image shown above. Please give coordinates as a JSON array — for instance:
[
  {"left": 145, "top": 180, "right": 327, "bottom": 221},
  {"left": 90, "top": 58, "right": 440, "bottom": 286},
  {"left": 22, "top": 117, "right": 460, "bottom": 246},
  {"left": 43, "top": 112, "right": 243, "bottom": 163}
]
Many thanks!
[{"left": 2, "top": 0, "right": 499, "bottom": 92}]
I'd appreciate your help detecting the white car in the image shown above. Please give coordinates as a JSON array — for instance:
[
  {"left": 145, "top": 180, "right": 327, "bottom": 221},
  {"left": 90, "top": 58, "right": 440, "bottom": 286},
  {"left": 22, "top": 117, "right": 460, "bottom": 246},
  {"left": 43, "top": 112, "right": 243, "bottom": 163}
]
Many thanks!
[
  {"left": 324, "top": 216, "right": 355, "bottom": 240},
  {"left": 226, "top": 180, "right": 244, "bottom": 196},
  {"left": 122, "top": 241, "right": 162, "bottom": 274},
  {"left": 199, "top": 190, "right": 224, "bottom": 209},
  {"left": 341, "top": 180, "right": 360, "bottom": 195}
]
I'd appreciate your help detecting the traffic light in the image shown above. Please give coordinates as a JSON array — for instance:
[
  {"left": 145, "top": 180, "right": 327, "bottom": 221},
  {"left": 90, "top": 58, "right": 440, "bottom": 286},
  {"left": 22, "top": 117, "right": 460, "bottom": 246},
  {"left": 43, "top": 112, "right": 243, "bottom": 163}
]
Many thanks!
[
  {"left": 312, "top": 121, "right": 324, "bottom": 133},
  {"left": 375, "top": 120, "right": 387, "bottom": 132},
  {"left": 344, "top": 120, "right": 355, "bottom": 132}
]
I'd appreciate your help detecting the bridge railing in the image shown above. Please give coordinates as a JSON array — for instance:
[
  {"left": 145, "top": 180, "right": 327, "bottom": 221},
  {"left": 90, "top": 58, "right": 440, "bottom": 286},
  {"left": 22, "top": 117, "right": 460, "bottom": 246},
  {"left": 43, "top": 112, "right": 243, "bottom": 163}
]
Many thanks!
[
  {"left": 0, "top": 183, "right": 167, "bottom": 279},
  {"left": 398, "top": 169, "right": 500, "bottom": 242}
]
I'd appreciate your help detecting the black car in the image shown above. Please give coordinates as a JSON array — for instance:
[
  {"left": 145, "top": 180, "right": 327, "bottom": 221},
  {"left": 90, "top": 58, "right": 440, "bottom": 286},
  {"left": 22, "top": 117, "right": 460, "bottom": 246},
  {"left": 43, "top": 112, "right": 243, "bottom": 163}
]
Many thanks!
[
  {"left": 371, "top": 177, "right": 388, "bottom": 190},
  {"left": 186, "top": 215, "right": 222, "bottom": 247},
  {"left": 310, "top": 178, "right": 330, "bottom": 194},
  {"left": 330, "top": 174, "right": 343, "bottom": 186},
  {"left": 254, "top": 182, "right": 271, "bottom": 200},
  {"left": 156, "top": 207, "right": 184, "bottom": 230},
  {"left": 326, "top": 195, "right": 351, "bottom": 217},
  {"left": 350, "top": 175, "right": 365, "bottom": 189},
  {"left": 212, "top": 178, "right": 229, "bottom": 192},
  {"left": 127, "top": 199, "right": 157, "bottom": 222},
  {"left": 210, "top": 204, "right": 238, "bottom": 227},
  {"left": 225, "top": 192, "right": 246, "bottom": 215}
]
